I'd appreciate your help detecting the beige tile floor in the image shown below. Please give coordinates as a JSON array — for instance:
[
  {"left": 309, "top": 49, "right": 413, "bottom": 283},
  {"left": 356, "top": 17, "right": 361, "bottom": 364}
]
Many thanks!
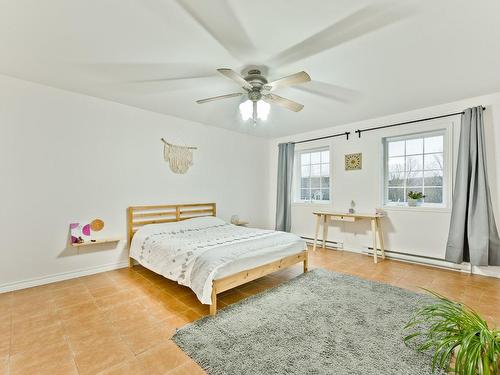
[{"left": 0, "top": 248, "right": 499, "bottom": 375}]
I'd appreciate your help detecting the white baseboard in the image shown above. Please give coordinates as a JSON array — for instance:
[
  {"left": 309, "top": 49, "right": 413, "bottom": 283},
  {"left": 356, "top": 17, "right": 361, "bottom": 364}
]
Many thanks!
[
  {"left": 316, "top": 244, "right": 500, "bottom": 279},
  {"left": 302, "top": 237, "right": 343, "bottom": 249},
  {"left": 470, "top": 265, "right": 500, "bottom": 278},
  {"left": 360, "top": 247, "right": 500, "bottom": 278},
  {"left": 3, "top": 245, "right": 498, "bottom": 294},
  {"left": 0, "top": 261, "right": 130, "bottom": 294},
  {"left": 364, "top": 249, "right": 468, "bottom": 270}
]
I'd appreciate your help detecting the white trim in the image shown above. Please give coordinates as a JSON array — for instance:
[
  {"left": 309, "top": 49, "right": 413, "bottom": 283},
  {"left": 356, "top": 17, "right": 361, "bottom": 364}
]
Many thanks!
[
  {"left": 372, "top": 252, "right": 500, "bottom": 278},
  {"left": 0, "top": 260, "right": 130, "bottom": 294},
  {"left": 362, "top": 249, "right": 469, "bottom": 271},
  {"left": 334, "top": 246, "right": 500, "bottom": 278},
  {"left": 382, "top": 205, "right": 451, "bottom": 213},
  {"left": 471, "top": 266, "right": 500, "bottom": 278},
  {"left": 301, "top": 237, "right": 343, "bottom": 249},
  {"left": 292, "top": 201, "right": 331, "bottom": 207},
  {"left": 381, "top": 125, "right": 453, "bottom": 208},
  {"left": 293, "top": 146, "right": 331, "bottom": 204}
]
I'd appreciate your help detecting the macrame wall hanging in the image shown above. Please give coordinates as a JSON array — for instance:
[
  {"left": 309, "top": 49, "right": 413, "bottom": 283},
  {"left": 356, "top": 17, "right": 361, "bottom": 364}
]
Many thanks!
[{"left": 161, "top": 138, "right": 197, "bottom": 174}]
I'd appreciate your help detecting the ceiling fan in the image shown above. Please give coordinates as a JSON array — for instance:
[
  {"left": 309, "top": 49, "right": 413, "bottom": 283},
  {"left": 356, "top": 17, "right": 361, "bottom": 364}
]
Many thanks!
[
  {"left": 196, "top": 68, "right": 311, "bottom": 124},
  {"left": 82, "top": 1, "right": 413, "bottom": 131}
]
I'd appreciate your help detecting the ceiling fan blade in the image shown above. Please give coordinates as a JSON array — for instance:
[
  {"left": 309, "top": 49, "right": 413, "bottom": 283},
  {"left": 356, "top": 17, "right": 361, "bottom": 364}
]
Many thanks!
[
  {"left": 73, "top": 63, "right": 223, "bottom": 94},
  {"left": 196, "top": 92, "right": 243, "bottom": 104},
  {"left": 263, "top": 71, "right": 311, "bottom": 91},
  {"left": 116, "top": 76, "right": 222, "bottom": 94},
  {"left": 175, "top": 0, "right": 259, "bottom": 62},
  {"left": 75, "top": 62, "right": 215, "bottom": 78},
  {"left": 128, "top": 73, "right": 216, "bottom": 84},
  {"left": 292, "top": 80, "right": 360, "bottom": 103},
  {"left": 217, "top": 68, "right": 253, "bottom": 90},
  {"left": 74, "top": 62, "right": 219, "bottom": 88},
  {"left": 267, "top": 2, "right": 414, "bottom": 67},
  {"left": 263, "top": 94, "right": 304, "bottom": 112}
]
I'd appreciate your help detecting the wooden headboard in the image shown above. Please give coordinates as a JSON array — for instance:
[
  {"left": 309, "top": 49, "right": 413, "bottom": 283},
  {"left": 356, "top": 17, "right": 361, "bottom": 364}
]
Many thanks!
[{"left": 127, "top": 203, "right": 216, "bottom": 263}]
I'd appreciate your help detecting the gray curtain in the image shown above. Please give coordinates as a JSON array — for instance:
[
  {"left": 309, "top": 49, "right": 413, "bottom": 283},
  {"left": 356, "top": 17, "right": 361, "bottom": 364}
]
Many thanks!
[
  {"left": 445, "top": 106, "right": 500, "bottom": 266},
  {"left": 275, "top": 142, "right": 295, "bottom": 232}
]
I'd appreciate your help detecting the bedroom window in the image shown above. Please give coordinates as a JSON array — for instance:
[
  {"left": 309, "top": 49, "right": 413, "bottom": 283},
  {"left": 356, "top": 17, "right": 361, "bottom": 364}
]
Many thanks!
[
  {"left": 295, "top": 147, "right": 330, "bottom": 203},
  {"left": 383, "top": 130, "right": 447, "bottom": 207}
]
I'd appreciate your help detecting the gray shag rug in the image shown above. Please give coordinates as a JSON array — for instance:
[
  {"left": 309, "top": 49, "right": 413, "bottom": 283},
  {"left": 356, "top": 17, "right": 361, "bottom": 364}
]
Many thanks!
[{"left": 172, "top": 269, "right": 442, "bottom": 375}]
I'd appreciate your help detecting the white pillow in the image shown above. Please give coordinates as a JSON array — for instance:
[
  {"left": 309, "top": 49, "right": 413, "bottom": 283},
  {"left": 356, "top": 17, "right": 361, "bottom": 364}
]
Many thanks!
[
  {"left": 182, "top": 215, "right": 226, "bottom": 227},
  {"left": 142, "top": 215, "right": 225, "bottom": 232}
]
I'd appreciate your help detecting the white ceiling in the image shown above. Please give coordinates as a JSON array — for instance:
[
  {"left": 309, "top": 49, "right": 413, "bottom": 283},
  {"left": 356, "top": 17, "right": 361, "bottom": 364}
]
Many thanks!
[{"left": 1, "top": 0, "right": 500, "bottom": 138}]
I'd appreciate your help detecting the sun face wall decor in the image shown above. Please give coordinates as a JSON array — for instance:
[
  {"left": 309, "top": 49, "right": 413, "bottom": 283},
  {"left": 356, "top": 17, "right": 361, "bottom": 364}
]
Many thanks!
[{"left": 345, "top": 153, "right": 362, "bottom": 170}]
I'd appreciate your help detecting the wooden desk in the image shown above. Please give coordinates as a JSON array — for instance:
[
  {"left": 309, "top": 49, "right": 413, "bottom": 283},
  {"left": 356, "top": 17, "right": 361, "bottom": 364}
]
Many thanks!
[{"left": 312, "top": 211, "right": 386, "bottom": 263}]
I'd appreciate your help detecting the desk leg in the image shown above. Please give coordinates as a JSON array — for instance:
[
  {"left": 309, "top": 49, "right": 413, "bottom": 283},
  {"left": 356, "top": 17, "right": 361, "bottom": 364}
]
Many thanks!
[
  {"left": 371, "top": 218, "right": 378, "bottom": 264},
  {"left": 313, "top": 215, "right": 321, "bottom": 252},
  {"left": 322, "top": 215, "right": 328, "bottom": 249},
  {"left": 376, "top": 217, "right": 385, "bottom": 260}
]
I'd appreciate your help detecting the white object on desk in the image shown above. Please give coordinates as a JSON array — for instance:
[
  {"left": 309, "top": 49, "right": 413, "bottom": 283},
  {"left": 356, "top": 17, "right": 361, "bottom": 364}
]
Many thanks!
[{"left": 312, "top": 211, "right": 386, "bottom": 263}]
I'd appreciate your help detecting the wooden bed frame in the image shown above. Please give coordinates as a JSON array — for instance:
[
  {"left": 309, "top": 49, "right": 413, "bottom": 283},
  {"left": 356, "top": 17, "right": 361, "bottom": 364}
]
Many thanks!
[{"left": 127, "top": 203, "right": 308, "bottom": 315}]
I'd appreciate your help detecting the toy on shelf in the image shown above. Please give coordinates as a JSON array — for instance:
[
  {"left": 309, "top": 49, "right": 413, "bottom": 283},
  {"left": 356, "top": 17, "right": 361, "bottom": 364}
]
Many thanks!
[{"left": 70, "top": 218, "right": 108, "bottom": 246}]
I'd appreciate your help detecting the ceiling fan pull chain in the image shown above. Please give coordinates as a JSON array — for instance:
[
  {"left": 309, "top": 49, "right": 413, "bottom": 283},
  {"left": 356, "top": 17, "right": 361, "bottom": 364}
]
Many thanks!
[{"left": 252, "top": 101, "right": 257, "bottom": 125}]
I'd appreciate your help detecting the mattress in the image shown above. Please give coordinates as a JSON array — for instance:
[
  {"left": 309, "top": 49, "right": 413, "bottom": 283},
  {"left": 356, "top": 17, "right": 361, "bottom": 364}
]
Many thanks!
[
  {"left": 130, "top": 216, "right": 306, "bottom": 304},
  {"left": 214, "top": 242, "right": 306, "bottom": 279}
]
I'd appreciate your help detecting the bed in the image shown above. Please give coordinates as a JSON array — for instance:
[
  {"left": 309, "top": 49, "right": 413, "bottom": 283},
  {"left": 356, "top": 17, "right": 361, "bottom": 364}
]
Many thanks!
[{"left": 127, "top": 203, "right": 308, "bottom": 315}]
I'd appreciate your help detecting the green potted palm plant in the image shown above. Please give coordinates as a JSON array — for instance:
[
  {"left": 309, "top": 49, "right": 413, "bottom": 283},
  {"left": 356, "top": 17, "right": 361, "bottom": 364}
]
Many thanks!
[
  {"left": 407, "top": 191, "right": 425, "bottom": 206},
  {"left": 404, "top": 290, "right": 500, "bottom": 374}
]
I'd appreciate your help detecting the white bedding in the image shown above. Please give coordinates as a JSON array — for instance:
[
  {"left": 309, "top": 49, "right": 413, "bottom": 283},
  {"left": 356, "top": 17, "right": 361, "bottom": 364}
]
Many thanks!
[{"left": 130, "top": 216, "right": 306, "bottom": 304}]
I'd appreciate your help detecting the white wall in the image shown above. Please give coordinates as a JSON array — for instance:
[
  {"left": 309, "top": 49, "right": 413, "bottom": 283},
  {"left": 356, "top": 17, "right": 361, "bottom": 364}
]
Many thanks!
[
  {"left": 4, "top": 73, "right": 500, "bottom": 292},
  {"left": 269, "top": 92, "right": 500, "bottom": 276},
  {"left": 0, "top": 75, "right": 271, "bottom": 291}
]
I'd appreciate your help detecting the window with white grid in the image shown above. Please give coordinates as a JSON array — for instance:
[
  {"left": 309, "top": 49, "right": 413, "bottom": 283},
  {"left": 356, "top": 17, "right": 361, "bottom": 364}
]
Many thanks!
[
  {"left": 384, "top": 130, "right": 446, "bottom": 206},
  {"left": 295, "top": 148, "right": 330, "bottom": 202}
]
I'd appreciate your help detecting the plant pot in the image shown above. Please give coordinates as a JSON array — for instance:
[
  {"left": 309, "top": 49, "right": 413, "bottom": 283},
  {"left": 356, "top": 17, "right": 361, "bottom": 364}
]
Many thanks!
[{"left": 408, "top": 198, "right": 422, "bottom": 207}]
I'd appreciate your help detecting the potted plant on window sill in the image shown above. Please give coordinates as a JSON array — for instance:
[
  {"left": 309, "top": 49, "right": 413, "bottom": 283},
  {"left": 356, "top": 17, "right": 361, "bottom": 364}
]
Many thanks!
[{"left": 407, "top": 191, "right": 425, "bottom": 207}]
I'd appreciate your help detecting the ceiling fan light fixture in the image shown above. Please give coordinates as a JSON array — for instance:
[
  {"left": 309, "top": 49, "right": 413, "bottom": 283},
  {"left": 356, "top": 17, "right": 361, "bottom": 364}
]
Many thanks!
[
  {"left": 198, "top": 68, "right": 309, "bottom": 123},
  {"left": 239, "top": 100, "right": 253, "bottom": 121},
  {"left": 257, "top": 100, "right": 270, "bottom": 121},
  {"left": 239, "top": 99, "right": 270, "bottom": 122}
]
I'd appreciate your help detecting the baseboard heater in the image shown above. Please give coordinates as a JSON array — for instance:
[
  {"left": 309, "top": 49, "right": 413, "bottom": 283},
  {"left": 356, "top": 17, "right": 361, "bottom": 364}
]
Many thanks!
[
  {"left": 364, "top": 247, "right": 470, "bottom": 272},
  {"left": 298, "top": 238, "right": 493, "bottom": 276},
  {"left": 301, "top": 236, "right": 343, "bottom": 250}
]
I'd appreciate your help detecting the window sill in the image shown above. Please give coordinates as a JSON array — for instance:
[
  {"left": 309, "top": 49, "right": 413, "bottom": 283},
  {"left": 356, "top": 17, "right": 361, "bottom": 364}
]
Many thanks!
[
  {"left": 293, "top": 201, "right": 331, "bottom": 206},
  {"left": 383, "top": 205, "right": 451, "bottom": 213}
]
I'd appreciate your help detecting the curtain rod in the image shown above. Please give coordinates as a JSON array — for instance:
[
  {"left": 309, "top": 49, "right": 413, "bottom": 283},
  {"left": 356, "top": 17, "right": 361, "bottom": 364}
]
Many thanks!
[
  {"left": 354, "top": 106, "right": 486, "bottom": 138},
  {"left": 293, "top": 131, "right": 350, "bottom": 144},
  {"left": 289, "top": 106, "right": 486, "bottom": 144}
]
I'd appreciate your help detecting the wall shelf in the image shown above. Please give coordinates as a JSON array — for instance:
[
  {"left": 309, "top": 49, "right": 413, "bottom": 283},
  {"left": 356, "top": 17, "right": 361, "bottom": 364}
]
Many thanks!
[{"left": 71, "top": 237, "right": 122, "bottom": 247}]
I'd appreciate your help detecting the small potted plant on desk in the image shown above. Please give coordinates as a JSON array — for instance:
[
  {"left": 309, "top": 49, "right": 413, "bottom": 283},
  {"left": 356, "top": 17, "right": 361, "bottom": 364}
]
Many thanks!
[{"left": 407, "top": 191, "right": 425, "bottom": 207}]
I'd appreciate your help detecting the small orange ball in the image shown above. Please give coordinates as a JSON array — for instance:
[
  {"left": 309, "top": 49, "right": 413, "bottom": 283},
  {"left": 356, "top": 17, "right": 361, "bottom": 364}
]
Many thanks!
[{"left": 90, "top": 219, "right": 104, "bottom": 232}]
